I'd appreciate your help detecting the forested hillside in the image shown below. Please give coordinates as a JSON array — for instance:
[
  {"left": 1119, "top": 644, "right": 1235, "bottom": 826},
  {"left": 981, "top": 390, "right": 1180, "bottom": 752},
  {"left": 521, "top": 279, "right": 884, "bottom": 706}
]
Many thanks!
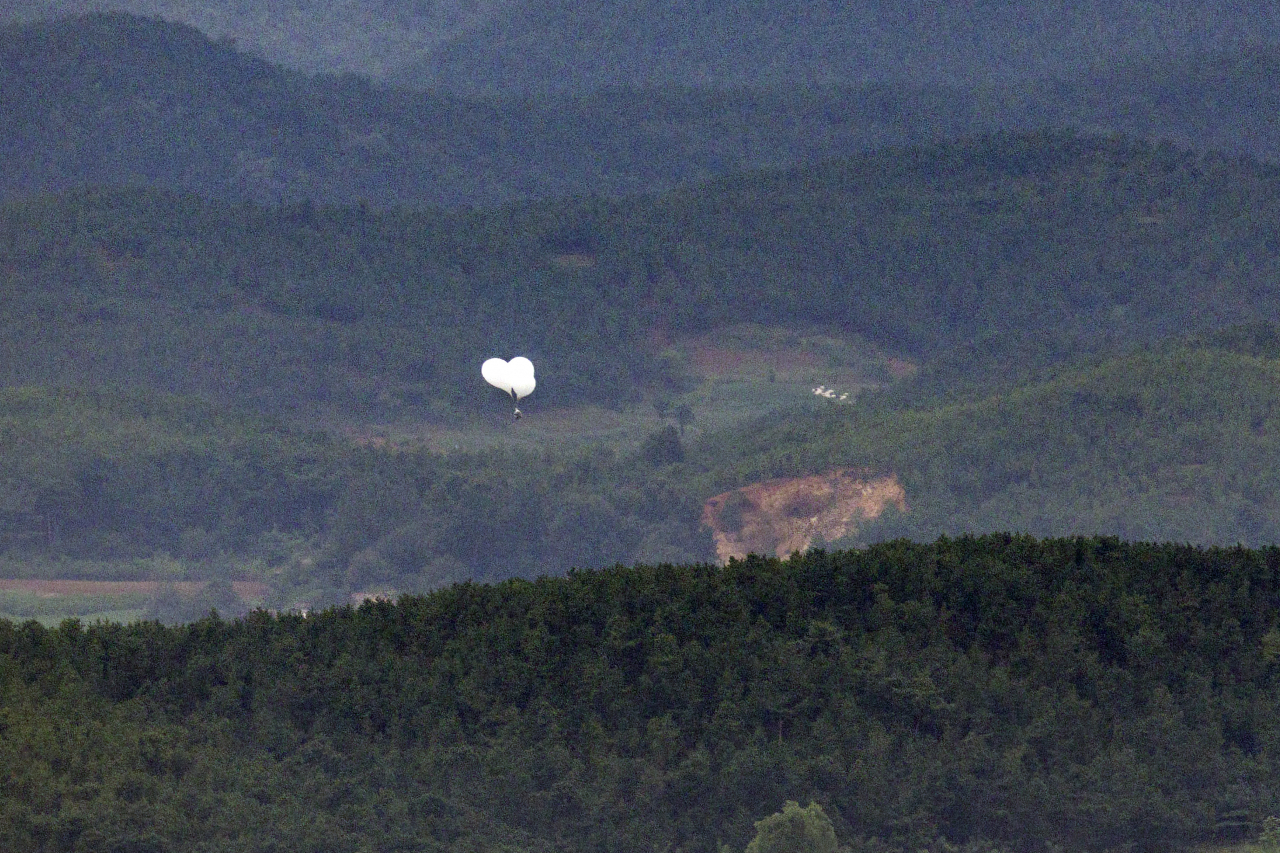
[
  {"left": 0, "top": 385, "right": 715, "bottom": 605},
  {"left": 7, "top": 326, "right": 1280, "bottom": 615},
  {"left": 8, "top": 5, "right": 1280, "bottom": 850},
  {"left": 697, "top": 333, "right": 1280, "bottom": 548},
  {"left": 0, "top": 387, "right": 336, "bottom": 562},
  {"left": 5, "top": 131, "right": 1280, "bottom": 421},
  {"left": 3, "top": 537, "right": 1280, "bottom": 852},
  {"left": 5, "top": 131, "right": 1280, "bottom": 604}
]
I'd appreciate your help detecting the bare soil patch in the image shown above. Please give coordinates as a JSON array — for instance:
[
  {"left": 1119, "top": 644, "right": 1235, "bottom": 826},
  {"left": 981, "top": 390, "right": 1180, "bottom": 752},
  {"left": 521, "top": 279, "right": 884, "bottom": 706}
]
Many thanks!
[
  {"left": 703, "top": 469, "right": 907, "bottom": 563},
  {"left": 686, "top": 338, "right": 823, "bottom": 379},
  {"left": 679, "top": 324, "right": 894, "bottom": 386}
]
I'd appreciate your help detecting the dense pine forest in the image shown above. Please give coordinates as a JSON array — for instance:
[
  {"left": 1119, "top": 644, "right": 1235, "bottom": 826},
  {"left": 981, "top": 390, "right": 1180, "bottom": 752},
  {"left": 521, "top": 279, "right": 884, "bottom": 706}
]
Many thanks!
[{"left": 4, "top": 536, "right": 1280, "bottom": 852}]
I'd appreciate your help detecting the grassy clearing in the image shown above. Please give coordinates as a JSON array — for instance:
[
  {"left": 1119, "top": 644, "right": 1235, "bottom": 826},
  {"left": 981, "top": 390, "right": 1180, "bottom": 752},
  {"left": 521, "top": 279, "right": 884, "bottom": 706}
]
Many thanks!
[
  {"left": 0, "top": 552, "right": 277, "bottom": 583},
  {"left": 0, "top": 554, "right": 184, "bottom": 582},
  {"left": 0, "top": 587, "right": 151, "bottom": 624},
  {"left": 0, "top": 608, "right": 149, "bottom": 627},
  {"left": 0, "top": 588, "right": 152, "bottom": 619},
  {"left": 0, "top": 579, "right": 270, "bottom": 625},
  {"left": 346, "top": 377, "right": 840, "bottom": 457}
]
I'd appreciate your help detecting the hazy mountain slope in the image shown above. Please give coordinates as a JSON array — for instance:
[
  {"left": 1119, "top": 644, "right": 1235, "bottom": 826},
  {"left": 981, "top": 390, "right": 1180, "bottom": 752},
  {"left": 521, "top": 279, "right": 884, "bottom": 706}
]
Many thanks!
[
  {"left": 8, "top": 0, "right": 1276, "bottom": 90},
  {"left": 0, "top": 13, "right": 313, "bottom": 199},
  {"left": 0, "top": 14, "right": 1001, "bottom": 206},
  {"left": 10, "top": 14, "right": 1280, "bottom": 210},
  {"left": 393, "top": 0, "right": 1280, "bottom": 94},
  {"left": 0, "top": 0, "right": 513, "bottom": 76},
  {"left": 1015, "top": 44, "right": 1280, "bottom": 160}
]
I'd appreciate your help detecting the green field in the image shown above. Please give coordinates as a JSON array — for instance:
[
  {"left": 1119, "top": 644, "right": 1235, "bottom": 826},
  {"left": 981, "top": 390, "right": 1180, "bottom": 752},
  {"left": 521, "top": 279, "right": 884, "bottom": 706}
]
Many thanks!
[{"left": 0, "top": 588, "right": 151, "bottom": 626}]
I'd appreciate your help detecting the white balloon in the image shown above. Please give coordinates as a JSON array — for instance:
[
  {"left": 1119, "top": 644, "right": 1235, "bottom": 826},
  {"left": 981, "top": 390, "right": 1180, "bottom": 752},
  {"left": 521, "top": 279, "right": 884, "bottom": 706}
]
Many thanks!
[
  {"left": 507, "top": 357, "right": 535, "bottom": 399},
  {"left": 482, "top": 358, "right": 512, "bottom": 393},
  {"left": 481, "top": 356, "right": 536, "bottom": 401},
  {"left": 510, "top": 373, "right": 535, "bottom": 400}
]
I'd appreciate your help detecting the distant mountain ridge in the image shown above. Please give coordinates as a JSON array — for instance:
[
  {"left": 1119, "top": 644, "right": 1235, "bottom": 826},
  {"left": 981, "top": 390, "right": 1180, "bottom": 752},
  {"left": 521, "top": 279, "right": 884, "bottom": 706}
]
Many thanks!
[
  {"left": 8, "top": 13, "right": 1280, "bottom": 208},
  {"left": 0, "top": 0, "right": 512, "bottom": 77},
  {"left": 390, "top": 0, "right": 1280, "bottom": 94},
  {"left": 5, "top": 0, "right": 1280, "bottom": 91},
  {"left": 0, "top": 13, "right": 983, "bottom": 206}
]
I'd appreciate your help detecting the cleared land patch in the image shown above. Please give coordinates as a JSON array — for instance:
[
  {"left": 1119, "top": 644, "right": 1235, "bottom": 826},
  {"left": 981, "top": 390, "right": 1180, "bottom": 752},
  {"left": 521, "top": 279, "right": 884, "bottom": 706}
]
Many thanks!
[
  {"left": 0, "top": 579, "right": 268, "bottom": 598},
  {"left": 703, "top": 469, "right": 908, "bottom": 563},
  {"left": 0, "top": 579, "right": 269, "bottom": 625}
]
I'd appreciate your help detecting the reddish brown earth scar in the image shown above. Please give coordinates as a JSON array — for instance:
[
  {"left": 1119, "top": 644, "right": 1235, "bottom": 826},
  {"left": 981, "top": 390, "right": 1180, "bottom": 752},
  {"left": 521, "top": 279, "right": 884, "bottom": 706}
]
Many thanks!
[
  {"left": 686, "top": 339, "right": 823, "bottom": 379},
  {"left": 702, "top": 469, "right": 907, "bottom": 563}
]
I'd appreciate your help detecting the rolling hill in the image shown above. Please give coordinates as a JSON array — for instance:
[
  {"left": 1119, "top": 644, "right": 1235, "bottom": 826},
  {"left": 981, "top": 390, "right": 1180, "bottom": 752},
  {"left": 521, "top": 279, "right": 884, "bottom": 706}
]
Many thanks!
[
  {"left": 4, "top": 102, "right": 1280, "bottom": 601},
  {"left": 0, "top": 14, "right": 979, "bottom": 206},
  {"left": 7, "top": 323, "right": 1280, "bottom": 613},
  {"left": 6, "top": 5, "right": 1280, "bottom": 847}
]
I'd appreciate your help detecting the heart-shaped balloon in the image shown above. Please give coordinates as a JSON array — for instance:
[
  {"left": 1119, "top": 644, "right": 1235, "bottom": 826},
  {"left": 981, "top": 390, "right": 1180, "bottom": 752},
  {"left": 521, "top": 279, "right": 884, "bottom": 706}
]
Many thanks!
[{"left": 482, "top": 357, "right": 536, "bottom": 401}]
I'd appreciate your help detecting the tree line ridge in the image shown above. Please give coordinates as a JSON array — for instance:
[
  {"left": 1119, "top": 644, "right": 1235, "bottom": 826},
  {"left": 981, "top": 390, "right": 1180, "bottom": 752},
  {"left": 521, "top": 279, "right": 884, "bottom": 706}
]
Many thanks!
[{"left": 3, "top": 535, "right": 1279, "bottom": 851}]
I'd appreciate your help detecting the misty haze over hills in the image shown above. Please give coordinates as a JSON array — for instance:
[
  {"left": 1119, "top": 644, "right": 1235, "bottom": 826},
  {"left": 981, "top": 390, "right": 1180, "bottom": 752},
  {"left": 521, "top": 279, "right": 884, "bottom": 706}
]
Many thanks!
[
  {"left": 3, "top": 0, "right": 1280, "bottom": 90},
  {"left": 390, "top": 0, "right": 1280, "bottom": 94},
  {"left": 5, "top": 11, "right": 1280, "bottom": 209}
]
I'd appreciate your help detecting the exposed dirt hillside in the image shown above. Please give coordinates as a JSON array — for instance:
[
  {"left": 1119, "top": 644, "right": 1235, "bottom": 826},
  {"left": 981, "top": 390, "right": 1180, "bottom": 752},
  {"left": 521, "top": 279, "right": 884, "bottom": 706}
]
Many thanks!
[{"left": 702, "top": 469, "right": 906, "bottom": 563}]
